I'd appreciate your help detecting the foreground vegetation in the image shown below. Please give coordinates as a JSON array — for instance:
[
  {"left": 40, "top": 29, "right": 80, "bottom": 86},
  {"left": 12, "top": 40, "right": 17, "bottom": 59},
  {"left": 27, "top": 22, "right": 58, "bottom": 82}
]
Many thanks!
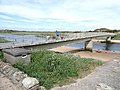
[
  {"left": 14, "top": 50, "right": 103, "bottom": 89},
  {"left": 0, "top": 51, "right": 3, "bottom": 59},
  {"left": 0, "top": 38, "right": 10, "bottom": 43}
]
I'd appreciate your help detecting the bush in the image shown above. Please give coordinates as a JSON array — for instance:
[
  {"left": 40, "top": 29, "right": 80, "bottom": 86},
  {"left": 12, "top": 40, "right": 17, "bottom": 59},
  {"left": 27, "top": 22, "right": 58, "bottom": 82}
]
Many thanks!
[{"left": 14, "top": 50, "right": 103, "bottom": 90}]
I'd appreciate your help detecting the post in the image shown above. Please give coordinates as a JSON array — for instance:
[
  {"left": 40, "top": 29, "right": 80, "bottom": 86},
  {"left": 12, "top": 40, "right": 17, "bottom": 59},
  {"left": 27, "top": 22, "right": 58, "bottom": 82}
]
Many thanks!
[
  {"left": 84, "top": 40, "right": 93, "bottom": 51},
  {"left": 105, "top": 36, "right": 111, "bottom": 50}
]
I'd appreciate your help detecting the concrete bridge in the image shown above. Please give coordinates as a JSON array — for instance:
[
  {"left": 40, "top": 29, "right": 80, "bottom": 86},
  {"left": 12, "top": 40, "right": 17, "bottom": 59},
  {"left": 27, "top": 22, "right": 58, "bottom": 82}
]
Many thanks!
[{"left": 0, "top": 32, "right": 115, "bottom": 51}]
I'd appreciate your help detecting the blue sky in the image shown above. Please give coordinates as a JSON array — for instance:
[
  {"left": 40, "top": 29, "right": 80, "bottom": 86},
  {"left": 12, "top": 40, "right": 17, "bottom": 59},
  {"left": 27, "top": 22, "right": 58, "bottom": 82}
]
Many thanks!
[{"left": 0, "top": 0, "right": 120, "bottom": 31}]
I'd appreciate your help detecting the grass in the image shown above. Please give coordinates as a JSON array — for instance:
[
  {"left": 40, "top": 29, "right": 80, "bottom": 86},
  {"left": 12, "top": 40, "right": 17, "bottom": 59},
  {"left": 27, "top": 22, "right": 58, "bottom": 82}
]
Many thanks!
[
  {"left": 13, "top": 50, "right": 103, "bottom": 90},
  {"left": 96, "top": 37, "right": 107, "bottom": 40},
  {"left": 113, "top": 34, "right": 120, "bottom": 40},
  {"left": 0, "top": 38, "right": 10, "bottom": 43},
  {"left": 0, "top": 51, "right": 3, "bottom": 59}
]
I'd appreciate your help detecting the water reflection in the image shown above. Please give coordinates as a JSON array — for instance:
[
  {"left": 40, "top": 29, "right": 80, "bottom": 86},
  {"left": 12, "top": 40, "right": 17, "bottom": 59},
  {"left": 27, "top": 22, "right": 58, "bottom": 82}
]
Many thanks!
[{"left": 105, "top": 41, "right": 111, "bottom": 50}]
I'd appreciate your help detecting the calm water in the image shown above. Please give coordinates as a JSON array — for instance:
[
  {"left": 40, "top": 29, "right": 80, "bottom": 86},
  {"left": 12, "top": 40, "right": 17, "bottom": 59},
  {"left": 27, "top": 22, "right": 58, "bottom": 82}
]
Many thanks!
[
  {"left": 0, "top": 34, "right": 45, "bottom": 42},
  {"left": 66, "top": 41, "right": 120, "bottom": 52}
]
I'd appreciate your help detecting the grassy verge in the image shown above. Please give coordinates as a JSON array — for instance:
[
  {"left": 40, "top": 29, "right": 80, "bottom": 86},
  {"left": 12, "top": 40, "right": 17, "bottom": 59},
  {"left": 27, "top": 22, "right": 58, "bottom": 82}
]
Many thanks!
[
  {"left": 113, "top": 34, "right": 120, "bottom": 40},
  {"left": 96, "top": 37, "right": 106, "bottom": 40},
  {"left": 13, "top": 50, "right": 103, "bottom": 90},
  {"left": 0, "top": 38, "right": 10, "bottom": 43}
]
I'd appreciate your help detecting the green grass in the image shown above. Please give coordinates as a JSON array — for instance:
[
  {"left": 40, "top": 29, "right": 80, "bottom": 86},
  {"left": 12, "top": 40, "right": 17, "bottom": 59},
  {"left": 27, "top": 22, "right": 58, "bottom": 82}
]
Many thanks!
[
  {"left": 0, "top": 51, "right": 3, "bottom": 59},
  {"left": 113, "top": 34, "right": 120, "bottom": 40},
  {"left": 13, "top": 50, "right": 103, "bottom": 90},
  {"left": 0, "top": 38, "right": 10, "bottom": 43}
]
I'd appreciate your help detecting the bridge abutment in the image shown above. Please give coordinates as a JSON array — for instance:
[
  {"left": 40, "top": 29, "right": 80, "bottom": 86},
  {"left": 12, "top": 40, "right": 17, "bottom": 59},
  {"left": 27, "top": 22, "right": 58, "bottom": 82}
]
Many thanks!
[{"left": 84, "top": 40, "right": 93, "bottom": 51}]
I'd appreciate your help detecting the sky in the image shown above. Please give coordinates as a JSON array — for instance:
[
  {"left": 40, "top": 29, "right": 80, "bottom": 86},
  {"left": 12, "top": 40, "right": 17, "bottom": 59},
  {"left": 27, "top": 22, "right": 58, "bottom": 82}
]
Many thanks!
[{"left": 0, "top": 0, "right": 120, "bottom": 31}]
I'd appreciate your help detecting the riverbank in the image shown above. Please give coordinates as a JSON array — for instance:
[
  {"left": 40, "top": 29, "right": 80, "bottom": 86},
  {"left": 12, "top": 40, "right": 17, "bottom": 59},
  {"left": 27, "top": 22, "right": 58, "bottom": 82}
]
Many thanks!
[{"left": 49, "top": 46, "right": 120, "bottom": 61}]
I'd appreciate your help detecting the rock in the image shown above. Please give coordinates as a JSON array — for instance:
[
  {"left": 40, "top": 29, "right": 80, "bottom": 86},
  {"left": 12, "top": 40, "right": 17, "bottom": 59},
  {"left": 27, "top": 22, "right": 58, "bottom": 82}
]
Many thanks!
[
  {"left": 40, "top": 86, "right": 46, "bottom": 90},
  {"left": 96, "top": 83, "right": 113, "bottom": 90},
  {"left": 113, "top": 59, "right": 119, "bottom": 62},
  {"left": 13, "top": 71, "right": 27, "bottom": 82},
  {"left": 113, "top": 67, "right": 120, "bottom": 72},
  {"left": 22, "top": 77, "right": 39, "bottom": 89}
]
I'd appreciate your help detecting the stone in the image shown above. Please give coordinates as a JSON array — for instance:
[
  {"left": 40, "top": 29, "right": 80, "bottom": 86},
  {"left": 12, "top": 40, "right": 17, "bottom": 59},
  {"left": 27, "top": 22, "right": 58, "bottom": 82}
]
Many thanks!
[
  {"left": 113, "top": 67, "right": 120, "bottom": 72},
  {"left": 22, "top": 77, "right": 39, "bottom": 89},
  {"left": 96, "top": 83, "right": 113, "bottom": 90},
  {"left": 8, "top": 69, "right": 17, "bottom": 76},
  {"left": 40, "top": 86, "right": 46, "bottom": 90},
  {"left": 113, "top": 59, "right": 119, "bottom": 62},
  {"left": 13, "top": 71, "right": 27, "bottom": 82}
]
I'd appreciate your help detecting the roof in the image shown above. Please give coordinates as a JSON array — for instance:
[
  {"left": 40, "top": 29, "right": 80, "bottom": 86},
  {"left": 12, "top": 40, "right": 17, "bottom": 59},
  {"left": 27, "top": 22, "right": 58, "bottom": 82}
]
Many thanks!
[{"left": 3, "top": 48, "right": 31, "bottom": 57}]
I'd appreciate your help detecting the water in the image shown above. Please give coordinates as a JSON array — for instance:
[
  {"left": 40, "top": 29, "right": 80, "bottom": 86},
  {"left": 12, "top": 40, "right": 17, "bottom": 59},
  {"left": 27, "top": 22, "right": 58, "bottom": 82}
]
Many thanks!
[
  {"left": 93, "top": 42, "right": 120, "bottom": 52},
  {"left": 0, "top": 34, "right": 45, "bottom": 42},
  {"left": 66, "top": 42, "right": 120, "bottom": 52}
]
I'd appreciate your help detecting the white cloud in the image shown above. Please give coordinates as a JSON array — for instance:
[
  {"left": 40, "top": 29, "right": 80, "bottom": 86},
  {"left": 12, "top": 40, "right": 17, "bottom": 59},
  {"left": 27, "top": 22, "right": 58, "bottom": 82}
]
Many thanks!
[
  {"left": 0, "top": 0, "right": 120, "bottom": 30},
  {"left": 0, "top": 14, "right": 13, "bottom": 20},
  {"left": 0, "top": 5, "right": 46, "bottom": 19}
]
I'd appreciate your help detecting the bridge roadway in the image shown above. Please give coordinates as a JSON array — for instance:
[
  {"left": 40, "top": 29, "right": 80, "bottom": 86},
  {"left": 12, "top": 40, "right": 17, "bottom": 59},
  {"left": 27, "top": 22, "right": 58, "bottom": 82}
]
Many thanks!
[{"left": 0, "top": 32, "right": 115, "bottom": 51}]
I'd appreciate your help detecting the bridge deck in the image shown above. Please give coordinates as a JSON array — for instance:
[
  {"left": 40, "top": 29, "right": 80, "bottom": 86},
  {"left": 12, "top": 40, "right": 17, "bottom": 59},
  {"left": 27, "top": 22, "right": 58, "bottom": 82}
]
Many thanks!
[{"left": 0, "top": 32, "right": 115, "bottom": 50}]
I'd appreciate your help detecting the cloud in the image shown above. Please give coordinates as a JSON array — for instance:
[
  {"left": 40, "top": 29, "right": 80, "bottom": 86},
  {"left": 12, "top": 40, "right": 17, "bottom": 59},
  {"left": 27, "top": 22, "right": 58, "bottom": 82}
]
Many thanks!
[
  {"left": 0, "top": 13, "right": 15, "bottom": 22},
  {"left": 0, "top": 0, "right": 120, "bottom": 31}
]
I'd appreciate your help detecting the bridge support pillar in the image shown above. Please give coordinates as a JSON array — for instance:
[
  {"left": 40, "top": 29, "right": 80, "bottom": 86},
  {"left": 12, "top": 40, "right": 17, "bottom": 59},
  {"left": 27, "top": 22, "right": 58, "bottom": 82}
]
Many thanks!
[
  {"left": 105, "top": 36, "right": 111, "bottom": 50},
  {"left": 106, "top": 36, "right": 111, "bottom": 41},
  {"left": 84, "top": 40, "right": 93, "bottom": 51}
]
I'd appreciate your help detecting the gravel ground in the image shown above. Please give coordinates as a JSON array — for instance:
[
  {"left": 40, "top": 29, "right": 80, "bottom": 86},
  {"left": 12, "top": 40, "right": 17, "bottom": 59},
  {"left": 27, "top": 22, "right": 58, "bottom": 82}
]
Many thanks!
[{"left": 51, "top": 58, "right": 120, "bottom": 90}]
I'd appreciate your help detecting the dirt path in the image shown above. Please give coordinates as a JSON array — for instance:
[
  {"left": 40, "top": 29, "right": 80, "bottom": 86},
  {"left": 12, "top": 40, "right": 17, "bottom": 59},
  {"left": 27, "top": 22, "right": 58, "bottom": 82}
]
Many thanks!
[{"left": 51, "top": 58, "right": 120, "bottom": 90}]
